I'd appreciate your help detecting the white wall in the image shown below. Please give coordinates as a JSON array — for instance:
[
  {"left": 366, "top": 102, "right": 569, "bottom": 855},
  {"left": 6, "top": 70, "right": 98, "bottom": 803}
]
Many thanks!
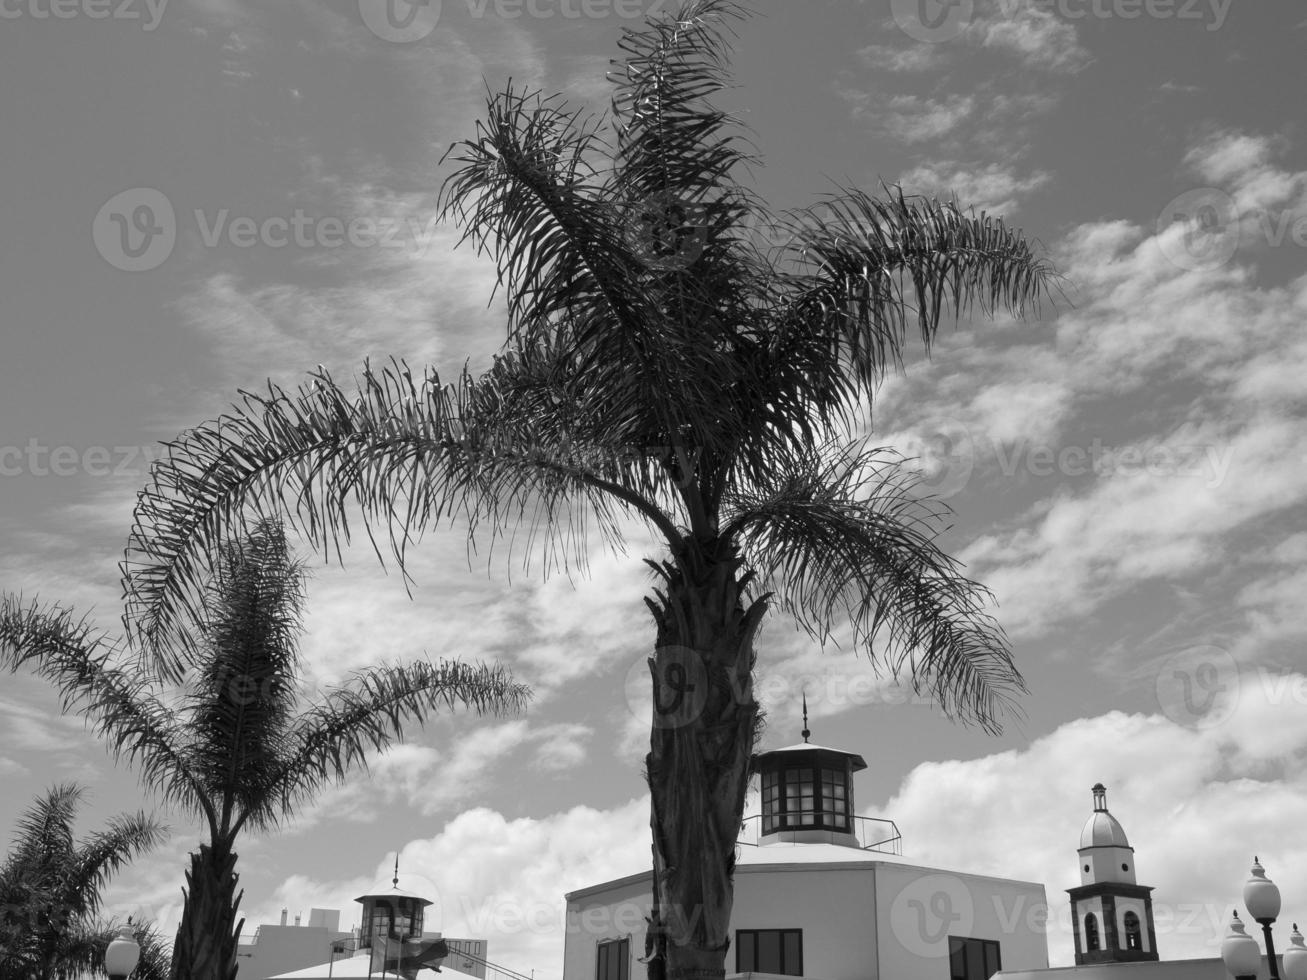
[
  {"left": 875, "top": 864, "right": 1049, "bottom": 980},
  {"left": 564, "top": 860, "right": 1050, "bottom": 980}
]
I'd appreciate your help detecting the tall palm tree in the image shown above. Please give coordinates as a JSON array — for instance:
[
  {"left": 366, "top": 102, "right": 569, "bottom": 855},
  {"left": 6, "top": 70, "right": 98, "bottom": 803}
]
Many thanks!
[
  {"left": 0, "top": 785, "right": 170, "bottom": 980},
  {"left": 116, "top": 3, "right": 1058, "bottom": 976},
  {"left": 1, "top": 523, "right": 528, "bottom": 980}
]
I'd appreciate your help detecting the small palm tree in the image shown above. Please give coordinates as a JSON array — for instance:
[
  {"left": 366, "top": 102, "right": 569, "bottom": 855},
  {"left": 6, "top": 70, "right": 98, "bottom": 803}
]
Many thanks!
[
  {"left": 117, "top": 3, "right": 1058, "bottom": 976},
  {"left": 1, "top": 522, "right": 529, "bottom": 980},
  {"left": 0, "top": 784, "right": 170, "bottom": 980}
]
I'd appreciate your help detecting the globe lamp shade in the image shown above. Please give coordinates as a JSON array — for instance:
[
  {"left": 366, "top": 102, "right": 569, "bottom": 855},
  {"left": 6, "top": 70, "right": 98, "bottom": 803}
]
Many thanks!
[
  {"left": 1245, "top": 858, "right": 1283, "bottom": 923},
  {"left": 104, "top": 925, "right": 140, "bottom": 979},
  {"left": 1284, "top": 924, "right": 1307, "bottom": 980},
  {"left": 1223, "top": 912, "right": 1263, "bottom": 979}
]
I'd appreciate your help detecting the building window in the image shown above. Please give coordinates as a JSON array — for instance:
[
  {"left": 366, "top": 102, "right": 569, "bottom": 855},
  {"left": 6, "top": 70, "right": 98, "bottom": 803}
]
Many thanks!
[
  {"left": 596, "top": 938, "right": 629, "bottom": 980},
  {"left": 949, "top": 936, "right": 1002, "bottom": 980},
  {"left": 761, "top": 766, "right": 850, "bottom": 832},
  {"left": 736, "top": 929, "right": 802, "bottom": 975},
  {"left": 1084, "top": 913, "right": 1100, "bottom": 951},
  {"left": 1124, "top": 911, "right": 1142, "bottom": 951}
]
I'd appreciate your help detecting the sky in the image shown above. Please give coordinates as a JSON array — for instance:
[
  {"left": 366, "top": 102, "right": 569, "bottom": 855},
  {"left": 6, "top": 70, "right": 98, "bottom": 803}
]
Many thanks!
[{"left": 1, "top": 0, "right": 1306, "bottom": 974}]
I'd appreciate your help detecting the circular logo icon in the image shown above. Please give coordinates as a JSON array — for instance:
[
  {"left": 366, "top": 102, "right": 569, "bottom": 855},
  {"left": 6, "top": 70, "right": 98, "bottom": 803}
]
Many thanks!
[
  {"left": 889, "top": 873, "right": 975, "bottom": 960},
  {"left": 891, "top": 0, "right": 975, "bottom": 43},
  {"left": 623, "top": 192, "right": 709, "bottom": 272},
  {"left": 1156, "top": 187, "right": 1241, "bottom": 272},
  {"left": 623, "top": 645, "right": 711, "bottom": 730},
  {"left": 359, "top": 0, "right": 442, "bottom": 43},
  {"left": 909, "top": 419, "right": 975, "bottom": 501},
  {"left": 1154, "top": 644, "right": 1240, "bottom": 730},
  {"left": 92, "top": 188, "right": 176, "bottom": 272}
]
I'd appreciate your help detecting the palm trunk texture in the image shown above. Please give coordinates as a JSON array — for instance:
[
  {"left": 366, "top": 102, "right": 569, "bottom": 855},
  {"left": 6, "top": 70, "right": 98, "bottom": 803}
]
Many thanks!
[
  {"left": 170, "top": 842, "right": 243, "bottom": 980},
  {"left": 645, "top": 543, "right": 766, "bottom": 980}
]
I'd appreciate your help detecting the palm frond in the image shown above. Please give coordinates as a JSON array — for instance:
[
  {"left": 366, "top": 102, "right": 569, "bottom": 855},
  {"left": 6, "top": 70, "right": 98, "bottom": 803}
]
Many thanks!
[
  {"left": 186, "top": 520, "right": 305, "bottom": 817},
  {"left": 778, "top": 185, "right": 1061, "bottom": 404},
  {"left": 248, "top": 660, "right": 530, "bottom": 833},
  {"left": 439, "top": 83, "right": 641, "bottom": 342},
  {"left": 64, "top": 812, "right": 169, "bottom": 926},
  {"left": 122, "top": 359, "right": 681, "bottom": 674},
  {"left": 722, "top": 442, "right": 1025, "bottom": 733},
  {"left": 0, "top": 597, "right": 214, "bottom": 830}
]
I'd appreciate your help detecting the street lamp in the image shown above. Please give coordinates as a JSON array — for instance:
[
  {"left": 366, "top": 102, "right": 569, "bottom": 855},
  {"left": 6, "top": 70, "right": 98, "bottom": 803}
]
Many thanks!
[
  {"left": 1223, "top": 912, "right": 1262, "bottom": 980},
  {"left": 1246, "top": 857, "right": 1284, "bottom": 980},
  {"left": 104, "top": 923, "right": 141, "bottom": 980}
]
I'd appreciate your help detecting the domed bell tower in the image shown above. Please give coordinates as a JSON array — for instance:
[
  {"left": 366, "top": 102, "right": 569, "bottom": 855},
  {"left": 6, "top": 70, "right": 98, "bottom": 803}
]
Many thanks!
[{"left": 1067, "top": 784, "right": 1159, "bottom": 964}]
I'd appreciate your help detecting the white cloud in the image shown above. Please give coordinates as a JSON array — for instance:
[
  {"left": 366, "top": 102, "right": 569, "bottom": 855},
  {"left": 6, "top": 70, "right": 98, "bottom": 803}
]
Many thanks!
[
  {"left": 898, "top": 161, "right": 1052, "bottom": 215},
  {"left": 973, "top": 0, "right": 1092, "bottom": 73}
]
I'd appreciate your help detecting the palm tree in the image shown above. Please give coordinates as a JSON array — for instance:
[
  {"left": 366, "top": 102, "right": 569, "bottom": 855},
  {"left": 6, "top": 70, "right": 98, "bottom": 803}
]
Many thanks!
[
  {"left": 0, "top": 784, "right": 170, "bottom": 980},
  {"left": 116, "top": 3, "right": 1058, "bottom": 976},
  {"left": 1, "top": 523, "right": 528, "bottom": 980}
]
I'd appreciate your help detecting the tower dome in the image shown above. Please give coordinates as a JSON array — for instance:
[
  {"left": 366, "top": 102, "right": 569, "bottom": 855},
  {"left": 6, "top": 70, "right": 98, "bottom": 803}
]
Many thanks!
[{"left": 1080, "top": 783, "right": 1131, "bottom": 849}]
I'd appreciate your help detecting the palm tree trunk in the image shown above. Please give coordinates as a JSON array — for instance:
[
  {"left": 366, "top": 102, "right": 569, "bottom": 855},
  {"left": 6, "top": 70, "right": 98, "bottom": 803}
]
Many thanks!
[
  {"left": 644, "top": 544, "right": 765, "bottom": 980},
  {"left": 170, "top": 841, "right": 243, "bottom": 980}
]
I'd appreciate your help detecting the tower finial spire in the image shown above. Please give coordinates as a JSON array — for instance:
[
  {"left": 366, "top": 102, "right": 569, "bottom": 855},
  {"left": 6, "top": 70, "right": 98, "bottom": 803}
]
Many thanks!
[
  {"left": 393, "top": 853, "right": 399, "bottom": 889},
  {"left": 801, "top": 691, "right": 810, "bottom": 743}
]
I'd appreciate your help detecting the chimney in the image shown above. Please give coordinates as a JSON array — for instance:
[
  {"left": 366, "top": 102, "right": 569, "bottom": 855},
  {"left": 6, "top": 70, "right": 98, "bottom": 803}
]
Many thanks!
[
  {"left": 280, "top": 909, "right": 287, "bottom": 927},
  {"left": 294, "top": 913, "right": 301, "bottom": 927}
]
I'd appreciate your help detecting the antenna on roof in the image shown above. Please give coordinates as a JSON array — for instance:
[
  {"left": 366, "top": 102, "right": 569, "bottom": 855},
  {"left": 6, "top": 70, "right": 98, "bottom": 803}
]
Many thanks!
[{"left": 801, "top": 691, "right": 810, "bottom": 743}]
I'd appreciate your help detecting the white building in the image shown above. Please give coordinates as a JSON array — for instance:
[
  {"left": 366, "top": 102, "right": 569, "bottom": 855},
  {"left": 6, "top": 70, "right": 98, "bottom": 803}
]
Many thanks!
[
  {"left": 233, "top": 866, "right": 490, "bottom": 980},
  {"left": 563, "top": 728, "right": 1051, "bottom": 980}
]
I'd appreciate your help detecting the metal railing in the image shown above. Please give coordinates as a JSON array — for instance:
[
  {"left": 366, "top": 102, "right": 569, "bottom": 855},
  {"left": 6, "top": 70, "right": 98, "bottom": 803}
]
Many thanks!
[{"left": 737, "top": 813, "right": 902, "bottom": 854}]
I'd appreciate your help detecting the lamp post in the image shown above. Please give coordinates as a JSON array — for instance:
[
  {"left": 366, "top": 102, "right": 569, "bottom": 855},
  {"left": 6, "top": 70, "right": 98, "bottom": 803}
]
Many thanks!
[
  {"left": 104, "top": 923, "right": 141, "bottom": 980},
  {"left": 1246, "top": 857, "right": 1284, "bottom": 980}
]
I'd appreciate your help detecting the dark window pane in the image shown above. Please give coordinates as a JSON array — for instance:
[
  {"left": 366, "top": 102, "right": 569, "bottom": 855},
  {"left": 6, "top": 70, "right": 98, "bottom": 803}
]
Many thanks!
[
  {"left": 784, "top": 931, "right": 802, "bottom": 973},
  {"left": 984, "top": 941, "right": 1001, "bottom": 977},
  {"left": 950, "top": 938, "right": 966, "bottom": 980},
  {"left": 757, "top": 931, "right": 781, "bottom": 971},
  {"left": 738, "top": 933, "right": 755, "bottom": 972}
]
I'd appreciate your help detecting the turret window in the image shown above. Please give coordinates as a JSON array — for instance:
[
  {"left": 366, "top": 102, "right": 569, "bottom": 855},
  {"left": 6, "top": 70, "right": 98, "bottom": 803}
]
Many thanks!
[
  {"left": 1085, "top": 913, "right": 1100, "bottom": 951},
  {"left": 761, "top": 765, "right": 851, "bottom": 832}
]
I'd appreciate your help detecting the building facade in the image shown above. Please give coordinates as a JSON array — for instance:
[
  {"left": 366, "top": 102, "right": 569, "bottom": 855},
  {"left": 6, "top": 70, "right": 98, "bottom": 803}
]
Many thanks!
[{"left": 563, "top": 732, "right": 1051, "bottom": 980}]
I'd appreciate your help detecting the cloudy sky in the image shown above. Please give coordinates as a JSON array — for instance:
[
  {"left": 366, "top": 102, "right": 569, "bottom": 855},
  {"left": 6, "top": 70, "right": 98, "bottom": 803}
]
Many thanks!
[{"left": 1, "top": 0, "right": 1306, "bottom": 973}]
